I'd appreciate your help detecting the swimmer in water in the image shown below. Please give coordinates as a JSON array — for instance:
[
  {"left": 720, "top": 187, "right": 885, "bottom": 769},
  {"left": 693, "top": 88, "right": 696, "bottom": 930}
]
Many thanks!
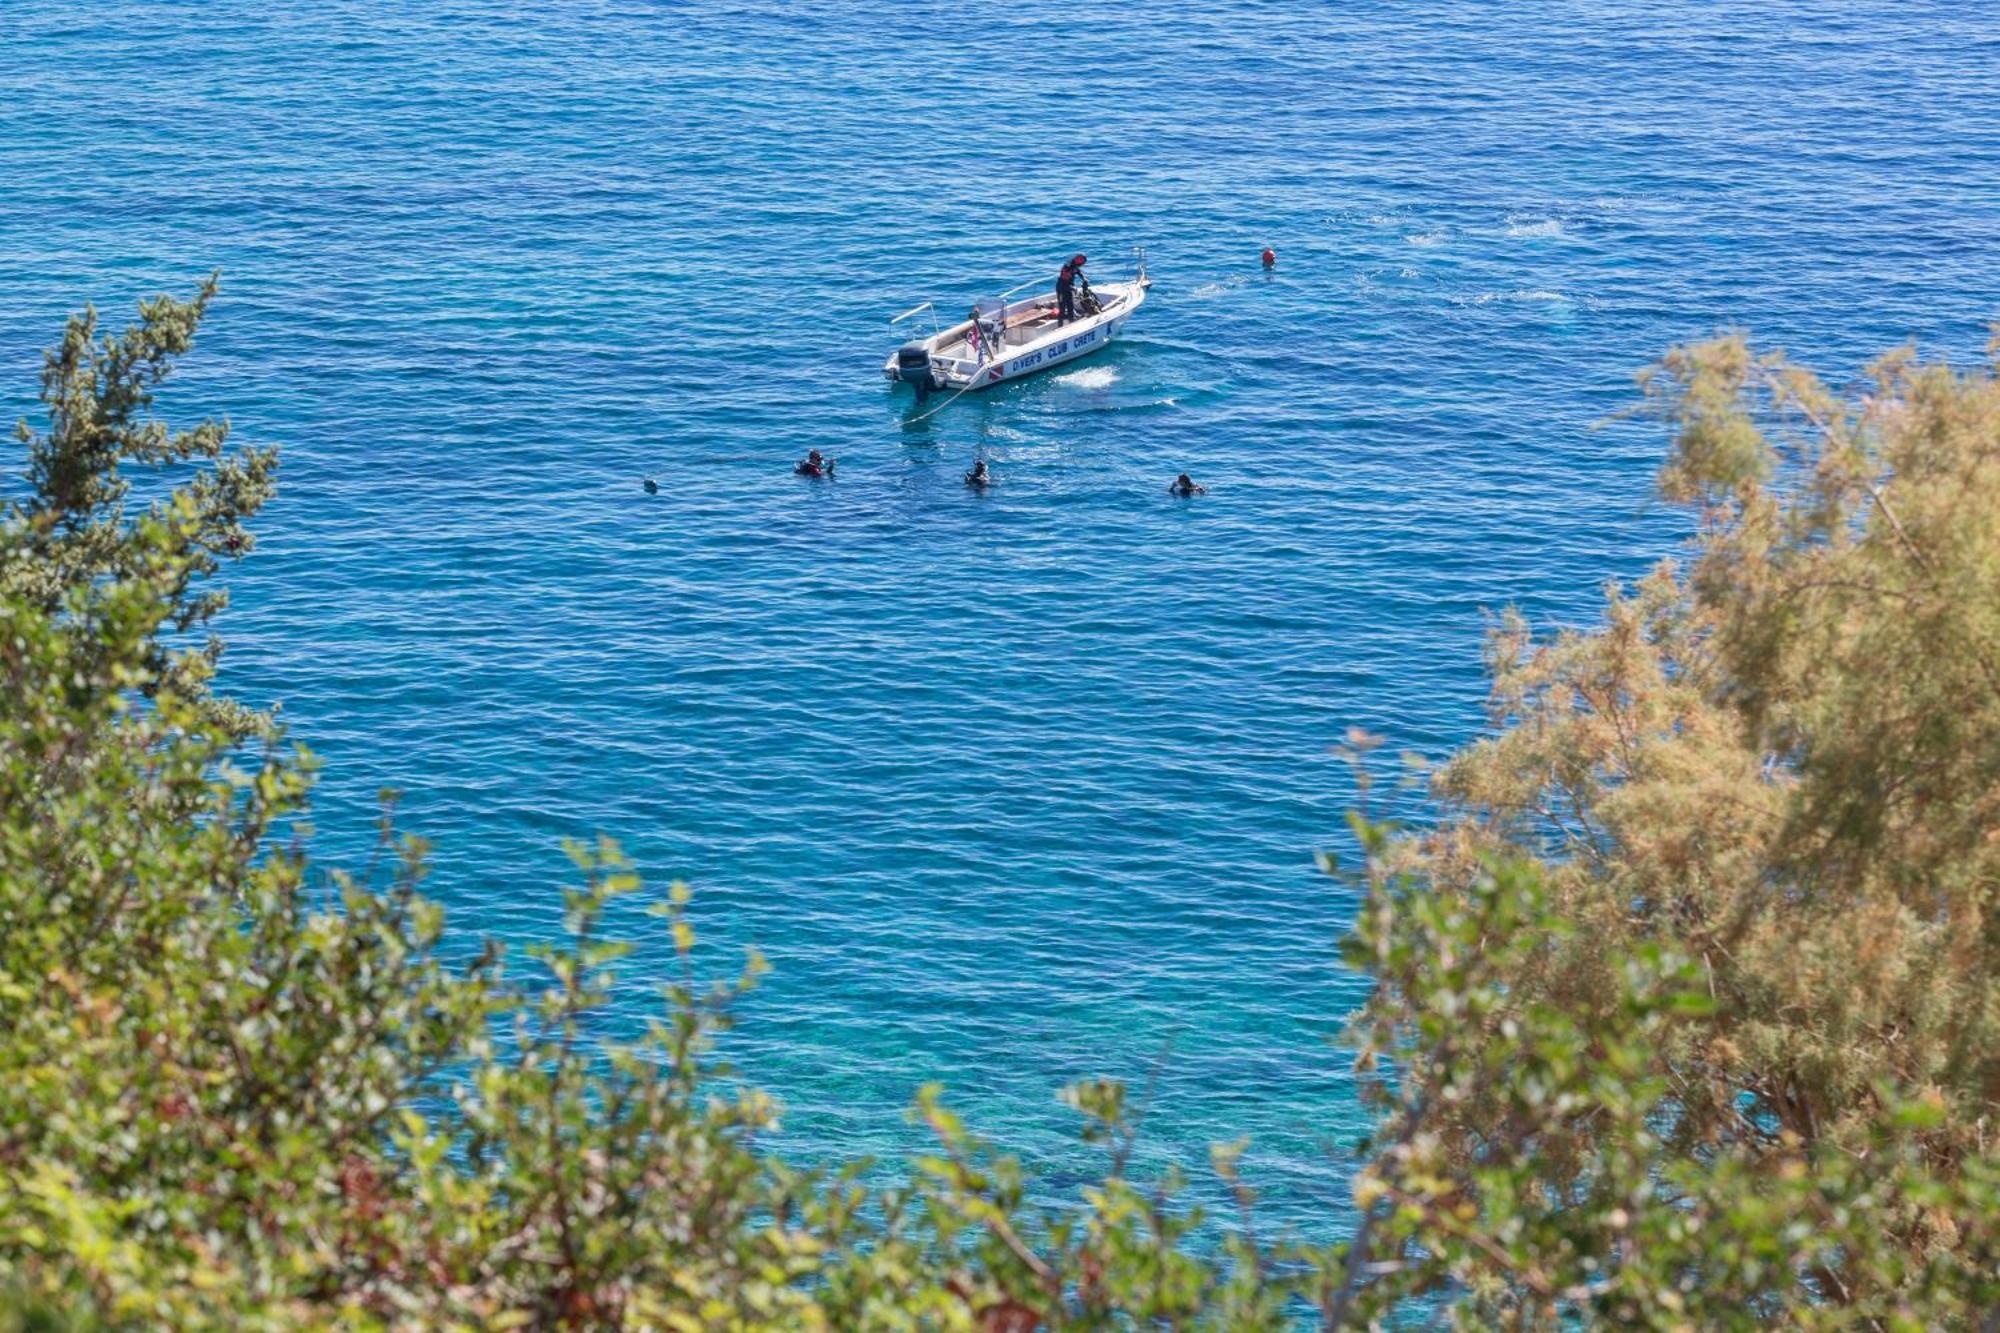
[
  {"left": 965, "top": 458, "right": 991, "bottom": 488},
  {"left": 1169, "top": 472, "right": 1206, "bottom": 496},
  {"left": 643, "top": 476, "right": 659, "bottom": 494},
  {"left": 796, "top": 448, "right": 835, "bottom": 478}
]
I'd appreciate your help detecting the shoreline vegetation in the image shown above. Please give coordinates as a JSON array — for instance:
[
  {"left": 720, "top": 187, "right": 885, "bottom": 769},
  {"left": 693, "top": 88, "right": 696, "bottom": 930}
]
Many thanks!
[{"left": 2, "top": 280, "right": 1996, "bottom": 1328}]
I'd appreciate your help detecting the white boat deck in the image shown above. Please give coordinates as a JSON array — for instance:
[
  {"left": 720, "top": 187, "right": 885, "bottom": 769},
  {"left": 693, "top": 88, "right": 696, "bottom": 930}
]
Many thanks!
[
  {"left": 936, "top": 303, "right": 1065, "bottom": 361},
  {"left": 921, "top": 286, "right": 1140, "bottom": 384}
]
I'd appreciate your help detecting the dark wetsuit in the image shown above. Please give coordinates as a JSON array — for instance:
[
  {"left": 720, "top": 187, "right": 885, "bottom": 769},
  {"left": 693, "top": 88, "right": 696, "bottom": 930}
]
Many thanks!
[{"left": 1056, "top": 263, "right": 1081, "bottom": 323}]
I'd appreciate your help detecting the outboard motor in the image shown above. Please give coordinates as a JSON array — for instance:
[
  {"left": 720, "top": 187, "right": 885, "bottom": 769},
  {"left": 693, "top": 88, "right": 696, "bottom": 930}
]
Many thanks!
[{"left": 894, "top": 340, "right": 940, "bottom": 403}]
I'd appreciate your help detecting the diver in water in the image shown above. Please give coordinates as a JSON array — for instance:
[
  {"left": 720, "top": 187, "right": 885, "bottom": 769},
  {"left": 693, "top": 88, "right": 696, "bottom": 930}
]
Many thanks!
[
  {"left": 1056, "top": 253, "right": 1088, "bottom": 324},
  {"left": 796, "top": 448, "right": 835, "bottom": 479},
  {"left": 965, "top": 458, "right": 991, "bottom": 489},
  {"left": 1169, "top": 472, "right": 1206, "bottom": 496}
]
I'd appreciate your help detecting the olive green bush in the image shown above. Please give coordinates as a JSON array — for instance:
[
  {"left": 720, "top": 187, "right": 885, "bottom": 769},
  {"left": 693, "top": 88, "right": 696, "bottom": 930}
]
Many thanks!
[{"left": 1348, "top": 336, "right": 2000, "bottom": 1326}]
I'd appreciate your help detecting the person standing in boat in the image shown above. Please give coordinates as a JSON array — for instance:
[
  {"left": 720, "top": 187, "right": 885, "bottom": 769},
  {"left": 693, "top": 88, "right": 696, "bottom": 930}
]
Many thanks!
[{"left": 1056, "top": 253, "right": 1089, "bottom": 324}]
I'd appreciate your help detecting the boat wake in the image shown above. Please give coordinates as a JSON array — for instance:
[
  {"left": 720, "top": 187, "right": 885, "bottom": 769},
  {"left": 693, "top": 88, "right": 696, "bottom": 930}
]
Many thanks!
[
  {"left": 1055, "top": 366, "right": 1118, "bottom": 390},
  {"left": 1189, "top": 274, "right": 1251, "bottom": 300},
  {"left": 1458, "top": 288, "right": 1579, "bottom": 307}
]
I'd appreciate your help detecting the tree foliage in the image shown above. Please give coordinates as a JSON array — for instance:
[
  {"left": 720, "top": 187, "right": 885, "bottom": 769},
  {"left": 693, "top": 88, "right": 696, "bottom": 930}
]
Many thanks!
[
  {"left": 2, "top": 273, "right": 276, "bottom": 741},
  {"left": 2, "top": 286, "right": 1996, "bottom": 1329},
  {"left": 1349, "top": 336, "right": 2000, "bottom": 1325}
]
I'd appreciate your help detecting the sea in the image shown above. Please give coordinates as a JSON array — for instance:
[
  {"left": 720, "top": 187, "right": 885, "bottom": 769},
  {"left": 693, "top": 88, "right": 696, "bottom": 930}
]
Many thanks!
[{"left": 2, "top": 0, "right": 1996, "bottom": 1235}]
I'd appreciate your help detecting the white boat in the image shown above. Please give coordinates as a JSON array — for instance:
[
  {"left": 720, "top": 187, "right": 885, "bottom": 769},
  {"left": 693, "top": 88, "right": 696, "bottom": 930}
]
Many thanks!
[{"left": 884, "top": 252, "right": 1149, "bottom": 405}]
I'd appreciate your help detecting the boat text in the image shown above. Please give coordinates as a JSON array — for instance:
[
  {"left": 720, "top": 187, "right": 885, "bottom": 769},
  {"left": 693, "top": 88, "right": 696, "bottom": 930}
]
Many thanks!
[{"left": 1006, "top": 328, "right": 1097, "bottom": 375}]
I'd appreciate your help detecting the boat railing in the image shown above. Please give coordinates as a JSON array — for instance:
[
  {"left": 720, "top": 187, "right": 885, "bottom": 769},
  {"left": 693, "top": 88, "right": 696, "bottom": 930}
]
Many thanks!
[
  {"left": 894, "top": 255, "right": 1143, "bottom": 336},
  {"left": 890, "top": 300, "right": 940, "bottom": 338},
  {"left": 995, "top": 275, "right": 1047, "bottom": 301}
]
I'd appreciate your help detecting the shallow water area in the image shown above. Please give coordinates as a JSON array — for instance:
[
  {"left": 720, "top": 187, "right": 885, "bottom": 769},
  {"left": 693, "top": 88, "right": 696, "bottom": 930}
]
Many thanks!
[{"left": 2, "top": 0, "right": 1997, "bottom": 1230}]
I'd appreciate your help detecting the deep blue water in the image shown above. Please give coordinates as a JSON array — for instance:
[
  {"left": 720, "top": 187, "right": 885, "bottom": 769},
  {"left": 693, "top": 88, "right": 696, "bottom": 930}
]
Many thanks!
[{"left": 3, "top": 1, "right": 1997, "bottom": 1233}]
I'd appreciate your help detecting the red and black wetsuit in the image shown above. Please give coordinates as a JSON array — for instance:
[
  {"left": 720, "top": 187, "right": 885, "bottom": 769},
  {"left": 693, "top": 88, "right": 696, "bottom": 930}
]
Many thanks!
[{"left": 1056, "top": 261, "right": 1082, "bottom": 322}]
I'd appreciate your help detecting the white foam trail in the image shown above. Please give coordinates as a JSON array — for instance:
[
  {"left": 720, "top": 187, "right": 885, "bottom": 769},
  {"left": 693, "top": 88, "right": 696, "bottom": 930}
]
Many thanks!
[
  {"left": 1466, "top": 289, "right": 1573, "bottom": 306},
  {"left": 1189, "top": 275, "right": 1247, "bottom": 300},
  {"left": 1506, "top": 218, "right": 1564, "bottom": 238},
  {"left": 1406, "top": 230, "right": 1445, "bottom": 247},
  {"left": 1056, "top": 366, "right": 1118, "bottom": 389}
]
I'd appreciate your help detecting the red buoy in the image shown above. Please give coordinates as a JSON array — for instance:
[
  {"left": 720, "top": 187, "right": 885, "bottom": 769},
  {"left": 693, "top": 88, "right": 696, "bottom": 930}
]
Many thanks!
[{"left": 1261, "top": 247, "right": 1276, "bottom": 268}]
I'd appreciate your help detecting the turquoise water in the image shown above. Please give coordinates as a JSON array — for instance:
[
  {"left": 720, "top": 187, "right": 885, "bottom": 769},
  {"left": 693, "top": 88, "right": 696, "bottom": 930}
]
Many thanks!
[{"left": 4, "top": 1, "right": 1997, "bottom": 1230}]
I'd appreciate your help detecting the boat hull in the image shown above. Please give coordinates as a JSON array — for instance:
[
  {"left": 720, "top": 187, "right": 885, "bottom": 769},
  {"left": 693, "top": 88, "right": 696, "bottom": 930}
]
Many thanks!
[
  {"left": 883, "top": 280, "right": 1144, "bottom": 394},
  {"left": 967, "top": 309, "right": 1128, "bottom": 387}
]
